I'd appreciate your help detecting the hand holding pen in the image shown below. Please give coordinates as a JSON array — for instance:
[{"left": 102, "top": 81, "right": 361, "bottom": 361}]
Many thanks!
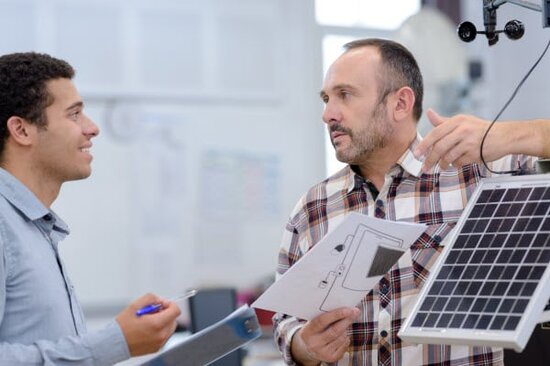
[
  {"left": 116, "top": 292, "right": 182, "bottom": 356},
  {"left": 136, "top": 289, "right": 197, "bottom": 317}
]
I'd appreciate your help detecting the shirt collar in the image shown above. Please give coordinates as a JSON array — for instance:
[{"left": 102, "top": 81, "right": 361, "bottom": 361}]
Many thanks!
[
  {"left": 0, "top": 168, "right": 69, "bottom": 234},
  {"left": 396, "top": 133, "right": 424, "bottom": 178},
  {"left": 343, "top": 166, "right": 361, "bottom": 193},
  {"left": 343, "top": 133, "right": 424, "bottom": 193}
]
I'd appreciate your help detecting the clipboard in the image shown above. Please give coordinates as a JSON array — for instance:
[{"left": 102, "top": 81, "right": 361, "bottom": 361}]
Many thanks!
[{"left": 139, "top": 305, "right": 261, "bottom": 366}]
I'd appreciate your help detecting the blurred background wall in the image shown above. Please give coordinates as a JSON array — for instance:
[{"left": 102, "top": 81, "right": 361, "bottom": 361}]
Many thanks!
[{"left": 1, "top": 0, "right": 549, "bottom": 325}]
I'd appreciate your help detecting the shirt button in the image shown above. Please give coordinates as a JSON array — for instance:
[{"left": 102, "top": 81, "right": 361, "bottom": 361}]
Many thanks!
[
  {"left": 44, "top": 214, "right": 52, "bottom": 221},
  {"left": 376, "top": 199, "right": 384, "bottom": 207},
  {"left": 434, "top": 235, "right": 442, "bottom": 243},
  {"left": 380, "top": 330, "right": 388, "bottom": 338},
  {"left": 380, "top": 284, "right": 388, "bottom": 294}
]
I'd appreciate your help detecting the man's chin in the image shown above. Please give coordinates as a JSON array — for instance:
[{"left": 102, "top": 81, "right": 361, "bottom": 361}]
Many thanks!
[
  {"left": 335, "top": 151, "right": 353, "bottom": 165},
  {"left": 67, "top": 169, "right": 92, "bottom": 182}
]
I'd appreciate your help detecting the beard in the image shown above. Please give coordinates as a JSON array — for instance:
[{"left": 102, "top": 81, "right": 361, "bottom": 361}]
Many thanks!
[{"left": 329, "top": 102, "right": 394, "bottom": 165}]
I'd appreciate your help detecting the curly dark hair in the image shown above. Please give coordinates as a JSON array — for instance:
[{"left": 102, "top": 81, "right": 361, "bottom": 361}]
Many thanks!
[{"left": 0, "top": 52, "right": 74, "bottom": 158}]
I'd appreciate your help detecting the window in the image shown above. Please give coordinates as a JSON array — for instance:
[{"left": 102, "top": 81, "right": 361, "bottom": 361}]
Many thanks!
[{"left": 316, "top": 0, "right": 421, "bottom": 29}]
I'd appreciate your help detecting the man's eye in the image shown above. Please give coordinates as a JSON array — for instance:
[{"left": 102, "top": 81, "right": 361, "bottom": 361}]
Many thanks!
[
  {"left": 70, "top": 111, "right": 80, "bottom": 120},
  {"left": 340, "top": 91, "right": 350, "bottom": 98}
]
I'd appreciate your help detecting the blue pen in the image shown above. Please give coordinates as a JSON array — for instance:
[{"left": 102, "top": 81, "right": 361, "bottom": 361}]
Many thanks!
[{"left": 136, "top": 289, "right": 197, "bottom": 317}]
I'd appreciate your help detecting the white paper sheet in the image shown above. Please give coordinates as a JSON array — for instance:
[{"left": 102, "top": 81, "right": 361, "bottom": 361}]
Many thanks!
[{"left": 252, "top": 213, "right": 426, "bottom": 320}]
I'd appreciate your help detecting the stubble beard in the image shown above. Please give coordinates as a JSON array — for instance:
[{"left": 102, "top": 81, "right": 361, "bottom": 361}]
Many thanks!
[{"left": 332, "top": 103, "right": 394, "bottom": 165}]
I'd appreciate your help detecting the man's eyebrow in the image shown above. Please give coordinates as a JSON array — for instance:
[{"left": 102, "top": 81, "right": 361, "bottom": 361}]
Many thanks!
[
  {"left": 65, "top": 101, "right": 84, "bottom": 111},
  {"left": 320, "top": 84, "right": 358, "bottom": 98},
  {"left": 332, "top": 83, "right": 358, "bottom": 92}
]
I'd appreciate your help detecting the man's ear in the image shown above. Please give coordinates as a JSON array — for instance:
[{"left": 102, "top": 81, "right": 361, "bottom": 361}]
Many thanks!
[
  {"left": 6, "top": 116, "right": 35, "bottom": 146},
  {"left": 392, "top": 86, "right": 415, "bottom": 122}
]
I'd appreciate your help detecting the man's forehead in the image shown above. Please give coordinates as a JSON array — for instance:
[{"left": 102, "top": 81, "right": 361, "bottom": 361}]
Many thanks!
[
  {"left": 332, "top": 46, "right": 380, "bottom": 71},
  {"left": 322, "top": 47, "right": 381, "bottom": 90},
  {"left": 45, "top": 78, "right": 82, "bottom": 107}
]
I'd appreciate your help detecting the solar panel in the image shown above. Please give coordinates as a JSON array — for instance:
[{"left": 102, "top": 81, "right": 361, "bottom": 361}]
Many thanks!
[{"left": 398, "top": 174, "right": 550, "bottom": 352}]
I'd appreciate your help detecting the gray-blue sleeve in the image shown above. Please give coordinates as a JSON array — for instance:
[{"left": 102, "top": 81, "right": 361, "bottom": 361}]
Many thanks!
[
  {"left": 0, "top": 229, "right": 130, "bottom": 365},
  {"left": 0, "top": 321, "right": 130, "bottom": 365}
]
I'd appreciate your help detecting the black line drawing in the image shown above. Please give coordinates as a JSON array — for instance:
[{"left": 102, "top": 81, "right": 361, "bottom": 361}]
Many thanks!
[{"left": 318, "top": 224, "right": 405, "bottom": 312}]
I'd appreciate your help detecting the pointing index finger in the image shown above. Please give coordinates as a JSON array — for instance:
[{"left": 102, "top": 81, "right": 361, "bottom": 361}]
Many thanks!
[{"left": 415, "top": 119, "right": 458, "bottom": 167}]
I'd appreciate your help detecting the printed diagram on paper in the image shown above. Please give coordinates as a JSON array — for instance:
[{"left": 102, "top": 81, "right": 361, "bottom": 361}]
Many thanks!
[
  {"left": 252, "top": 213, "right": 426, "bottom": 320},
  {"left": 319, "top": 224, "right": 406, "bottom": 312}
]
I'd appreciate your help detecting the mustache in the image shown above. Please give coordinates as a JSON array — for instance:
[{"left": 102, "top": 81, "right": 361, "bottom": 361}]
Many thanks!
[{"left": 329, "top": 124, "right": 352, "bottom": 135}]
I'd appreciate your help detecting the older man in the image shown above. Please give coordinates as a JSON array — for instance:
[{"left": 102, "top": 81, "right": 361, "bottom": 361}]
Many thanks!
[{"left": 273, "top": 38, "right": 550, "bottom": 366}]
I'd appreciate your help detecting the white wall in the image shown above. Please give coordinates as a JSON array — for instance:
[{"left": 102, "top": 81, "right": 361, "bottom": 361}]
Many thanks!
[{"left": 0, "top": 0, "right": 326, "bottom": 312}]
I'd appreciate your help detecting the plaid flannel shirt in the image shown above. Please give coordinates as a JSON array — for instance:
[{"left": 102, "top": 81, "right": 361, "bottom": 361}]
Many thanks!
[{"left": 274, "top": 136, "right": 534, "bottom": 366}]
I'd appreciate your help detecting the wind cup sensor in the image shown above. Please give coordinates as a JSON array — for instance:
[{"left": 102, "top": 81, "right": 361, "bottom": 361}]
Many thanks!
[{"left": 457, "top": 0, "right": 550, "bottom": 46}]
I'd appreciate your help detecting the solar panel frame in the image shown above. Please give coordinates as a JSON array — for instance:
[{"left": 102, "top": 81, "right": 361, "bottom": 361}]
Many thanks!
[
  {"left": 398, "top": 174, "right": 550, "bottom": 352},
  {"left": 539, "top": 300, "right": 550, "bottom": 322}
]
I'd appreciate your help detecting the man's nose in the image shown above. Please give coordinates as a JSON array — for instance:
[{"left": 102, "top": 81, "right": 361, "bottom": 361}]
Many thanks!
[
  {"left": 83, "top": 115, "right": 100, "bottom": 137},
  {"left": 322, "top": 101, "right": 342, "bottom": 125}
]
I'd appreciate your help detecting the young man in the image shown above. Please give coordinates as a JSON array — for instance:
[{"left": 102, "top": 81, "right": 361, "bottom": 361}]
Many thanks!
[
  {"left": 0, "top": 52, "right": 181, "bottom": 365},
  {"left": 273, "top": 38, "right": 550, "bottom": 365}
]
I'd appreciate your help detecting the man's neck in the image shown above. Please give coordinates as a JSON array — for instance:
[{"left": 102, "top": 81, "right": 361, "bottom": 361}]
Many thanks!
[
  {"left": 355, "top": 153, "right": 398, "bottom": 190},
  {"left": 1, "top": 162, "right": 60, "bottom": 208},
  {"left": 355, "top": 131, "right": 416, "bottom": 191}
]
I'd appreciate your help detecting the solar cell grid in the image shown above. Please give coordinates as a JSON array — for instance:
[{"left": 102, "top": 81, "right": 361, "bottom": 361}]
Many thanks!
[
  {"left": 466, "top": 234, "right": 481, "bottom": 247},
  {"left": 516, "top": 187, "right": 532, "bottom": 201},
  {"left": 476, "top": 265, "right": 490, "bottom": 278},
  {"left": 508, "top": 203, "right": 523, "bottom": 216},
  {"left": 503, "top": 189, "right": 520, "bottom": 201},
  {"left": 495, "top": 204, "right": 511, "bottom": 217},
  {"left": 399, "top": 175, "right": 550, "bottom": 352}
]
